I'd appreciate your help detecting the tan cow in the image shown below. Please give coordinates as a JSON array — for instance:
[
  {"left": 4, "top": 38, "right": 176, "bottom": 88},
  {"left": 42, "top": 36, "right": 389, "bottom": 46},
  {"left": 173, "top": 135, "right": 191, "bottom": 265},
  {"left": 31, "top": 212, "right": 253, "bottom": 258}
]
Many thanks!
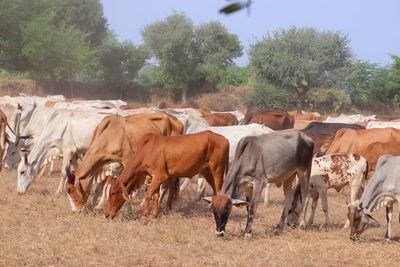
[{"left": 65, "top": 112, "right": 184, "bottom": 212}]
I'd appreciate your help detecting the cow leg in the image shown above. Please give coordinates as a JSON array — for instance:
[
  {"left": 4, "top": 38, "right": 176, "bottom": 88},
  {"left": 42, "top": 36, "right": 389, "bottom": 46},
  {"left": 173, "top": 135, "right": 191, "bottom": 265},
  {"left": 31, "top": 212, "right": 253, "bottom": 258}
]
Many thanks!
[
  {"left": 307, "top": 190, "right": 319, "bottom": 226},
  {"left": 179, "top": 178, "right": 191, "bottom": 193},
  {"left": 262, "top": 183, "right": 271, "bottom": 205},
  {"left": 385, "top": 205, "right": 393, "bottom": 241},
  {"left": 194, "top": 177, "right": 207, "bottom": 202},
  {"left": 297, "top": 172, "right": 311, "bottom": 228},
  {"left": 165, "top": 178, "right": 179, "bottom": 210},
  {"left": 201, "top": 168, "right": 217, "bottom": 195},
  {"left": 141, "top": 175, "right": 167, "bottom": 218},
  {"left": 320, "top": 190, "right": 330, "bottom": 227},
  {"left": 95, "top": 176, "right": 113, "bottom": 210},
  {"left": 277, "top": 174, "right": 296, "bottom": 229},
  {"left": 244, "top": 180, "right": 263, "bottom": 237}
]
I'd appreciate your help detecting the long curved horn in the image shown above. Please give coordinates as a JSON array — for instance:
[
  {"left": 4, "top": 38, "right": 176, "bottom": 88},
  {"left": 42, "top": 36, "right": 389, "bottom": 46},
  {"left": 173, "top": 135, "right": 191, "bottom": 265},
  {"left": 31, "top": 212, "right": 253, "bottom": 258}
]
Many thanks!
[{"left": 119, "top": 182, "right": 132, "bottom": 205}]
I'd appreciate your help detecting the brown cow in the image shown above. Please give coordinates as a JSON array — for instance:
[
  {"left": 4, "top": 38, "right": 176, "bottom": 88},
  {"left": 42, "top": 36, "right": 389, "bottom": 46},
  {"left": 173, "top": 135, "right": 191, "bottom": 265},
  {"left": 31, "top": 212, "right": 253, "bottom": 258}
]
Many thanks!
[
  {"left": 104, "top": 131, "right": 229, "bottom": 219},
  {"left": 301, "top": 122, "right": 365, "bottom": 155},
  {"left": 0, "top": 91, "right": 21, "bottom": 97},
  {"left": 65, "top": 112, "right": 184, "bottom": 212},
  {"left": 242, "top": 109, "right": 294, "bottom": 130},
  {"left": 325, "top": 128, "right": 400, "bottom": 157},
  {"left": 201, "top": 113, "right": 238, "bottom": 126},
  {"left": 363, "top": 142, "right": 400, "bottom": 178}
]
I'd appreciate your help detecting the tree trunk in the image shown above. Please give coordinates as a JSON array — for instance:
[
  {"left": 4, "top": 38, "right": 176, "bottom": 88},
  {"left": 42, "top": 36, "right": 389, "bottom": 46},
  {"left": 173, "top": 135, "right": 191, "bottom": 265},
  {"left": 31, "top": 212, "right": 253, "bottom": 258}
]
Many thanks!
[
  {"left": 296, "top": 92, "right": 306, "bottom": 113},
  {"left": 181, "top": 87, "right": 188, "bottom": 104}
]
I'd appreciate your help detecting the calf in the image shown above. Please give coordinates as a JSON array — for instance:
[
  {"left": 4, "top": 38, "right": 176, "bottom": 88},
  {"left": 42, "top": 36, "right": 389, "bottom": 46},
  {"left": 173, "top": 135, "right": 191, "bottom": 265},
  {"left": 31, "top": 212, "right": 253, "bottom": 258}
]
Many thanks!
[
  {"left": 104, "top": 131, "right": 229, "bottom": 219},
  {"left": 203, "top": 130, "right": 314, "bottom": 237},
  {"left": 287, "top": 154, "right": 368, "bottom": 228},
  {"left": 348, "top": 155, "right": 400, "bottom": 241}
]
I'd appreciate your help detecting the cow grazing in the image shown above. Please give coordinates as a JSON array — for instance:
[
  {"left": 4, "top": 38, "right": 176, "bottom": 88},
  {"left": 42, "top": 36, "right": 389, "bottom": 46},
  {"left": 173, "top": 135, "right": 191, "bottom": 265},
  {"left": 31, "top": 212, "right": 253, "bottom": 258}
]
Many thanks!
[
  {"left": 300, "top": 122, "right": 365, "bottom": 155},
  {"left": 0, "top": 110, "right": 30, "bottom": 170},
  {"left": 242, "top": 109, "right": 294, "bottom": 130},
  {"left": 65, "top": 112, "right": 184, "bottom": 212},
  {"left": 201, "top": 113, "right": 238, "bottom": 126},
  {"left": 287, "top": 154, "right": 368, "bottom": 228},
  {"left": 203, "top": 130, "right": 314, "bottom": 237},
  {"left": 104, "top": 131, "right": 229, "bottom": 219},
  {"left": 348, "top": 155, "right": 400, "bottom": 241},
  {"left": 17, "top": 109, "right": 106, "bottom": 194}
]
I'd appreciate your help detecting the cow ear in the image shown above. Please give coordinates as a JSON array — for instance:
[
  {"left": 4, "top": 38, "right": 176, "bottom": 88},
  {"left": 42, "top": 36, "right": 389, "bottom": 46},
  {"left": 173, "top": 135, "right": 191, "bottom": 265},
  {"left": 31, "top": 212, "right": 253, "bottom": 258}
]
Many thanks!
[
  {"left": 231, "top": 199, "right": 250, "bottom": 207},
  {"left": 365, "top": 213, "right": 378, "bottom": 222},
  {"left": 202, "top": 197, "right": 212, "bottom": 204}
]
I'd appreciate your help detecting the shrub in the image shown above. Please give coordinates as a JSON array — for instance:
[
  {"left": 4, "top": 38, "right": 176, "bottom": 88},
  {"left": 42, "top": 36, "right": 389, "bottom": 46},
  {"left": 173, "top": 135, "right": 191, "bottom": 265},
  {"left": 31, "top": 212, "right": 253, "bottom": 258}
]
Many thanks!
[
  {"left": 246, "top": 82, "right": 295, "bottom": 110},
  {"left": 307, "top": 88, "right": 351, "bottom": 114}
]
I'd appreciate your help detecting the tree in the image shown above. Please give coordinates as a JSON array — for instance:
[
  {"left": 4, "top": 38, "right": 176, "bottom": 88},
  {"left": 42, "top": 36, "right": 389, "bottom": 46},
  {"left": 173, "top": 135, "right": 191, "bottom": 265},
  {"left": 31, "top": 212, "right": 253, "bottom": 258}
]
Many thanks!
[
  {"left": 99, "top": 31, "right": 149, "bottom": 98},
  {"left": 21, "top": 11, "right": 96, "bottom": 93},
  {"left": 142, "top": 13, "right": 242, "bottom": 103},
  {"left": 0, "top": 0, "right": 107, "bottom": 72},
  {"left": 54, "top": 0, "right": 107, "bottom": 46},
  {"left": 387, "top": 54, "right": 400, "bottom": 105},
  {"left": 250, "top": 26, "right": 353, "bottom": 112}
]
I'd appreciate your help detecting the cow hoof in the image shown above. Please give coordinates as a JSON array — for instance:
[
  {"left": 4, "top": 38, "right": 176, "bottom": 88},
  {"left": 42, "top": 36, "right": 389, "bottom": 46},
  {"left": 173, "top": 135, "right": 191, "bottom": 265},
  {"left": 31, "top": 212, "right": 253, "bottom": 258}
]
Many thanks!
[
  {"left": 272, "top": 227, "right": 282, "bottom": 235},
  {"left": 244, "top": 233, "right": 253, "bottom": 238}
]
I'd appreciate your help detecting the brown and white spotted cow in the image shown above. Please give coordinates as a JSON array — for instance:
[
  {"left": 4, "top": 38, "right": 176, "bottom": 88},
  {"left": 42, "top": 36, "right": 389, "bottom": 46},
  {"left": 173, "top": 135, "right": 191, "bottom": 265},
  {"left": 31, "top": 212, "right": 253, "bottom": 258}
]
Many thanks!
[{"left": 288, "top": 154, "right": 368, "bottom": 228}]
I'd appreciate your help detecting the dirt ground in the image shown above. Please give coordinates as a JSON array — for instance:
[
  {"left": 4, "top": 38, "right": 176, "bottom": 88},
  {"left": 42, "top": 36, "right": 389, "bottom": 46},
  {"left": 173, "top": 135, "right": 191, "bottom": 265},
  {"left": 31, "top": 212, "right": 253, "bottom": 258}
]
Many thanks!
[{"left": 1, "top": 168, "right": 400, "bottom": 267}]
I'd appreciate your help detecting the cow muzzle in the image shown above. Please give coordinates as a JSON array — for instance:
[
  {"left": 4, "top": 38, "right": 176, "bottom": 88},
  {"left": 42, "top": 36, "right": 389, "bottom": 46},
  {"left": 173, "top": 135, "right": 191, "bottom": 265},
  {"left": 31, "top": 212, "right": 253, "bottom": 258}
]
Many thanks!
[
  {"left": 215, "top": 230, "right": 225, "bottom": 237},
  {"left": 350, "top": 234, "right": 360, "bottom": 241}
]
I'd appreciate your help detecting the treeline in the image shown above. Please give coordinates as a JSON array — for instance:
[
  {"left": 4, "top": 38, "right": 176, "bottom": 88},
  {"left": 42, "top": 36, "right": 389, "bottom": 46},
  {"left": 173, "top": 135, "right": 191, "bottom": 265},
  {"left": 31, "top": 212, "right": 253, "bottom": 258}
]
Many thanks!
[{"left": 0, "top": 0, "right": 399, "bottom": 113}]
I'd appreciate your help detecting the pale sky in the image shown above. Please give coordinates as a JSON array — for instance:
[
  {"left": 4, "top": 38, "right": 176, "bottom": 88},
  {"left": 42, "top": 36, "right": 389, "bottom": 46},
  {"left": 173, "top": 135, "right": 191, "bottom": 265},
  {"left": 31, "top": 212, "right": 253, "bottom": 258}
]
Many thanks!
[{"left": 101, "top": 0, "right": 400, "bottom": 66}]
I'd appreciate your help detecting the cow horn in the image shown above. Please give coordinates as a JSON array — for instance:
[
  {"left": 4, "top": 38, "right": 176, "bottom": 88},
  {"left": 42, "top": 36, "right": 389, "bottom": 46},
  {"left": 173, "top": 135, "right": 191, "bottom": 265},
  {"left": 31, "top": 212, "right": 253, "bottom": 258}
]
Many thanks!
[
  {"left": 119, "top": 182, "right": 132, "bottom": 205},
  {"left": 365, "top": 213, "right": 378, "bottom": 223},
  {"left": 66, "top": 166, "right": 75, "bottom": 184}
]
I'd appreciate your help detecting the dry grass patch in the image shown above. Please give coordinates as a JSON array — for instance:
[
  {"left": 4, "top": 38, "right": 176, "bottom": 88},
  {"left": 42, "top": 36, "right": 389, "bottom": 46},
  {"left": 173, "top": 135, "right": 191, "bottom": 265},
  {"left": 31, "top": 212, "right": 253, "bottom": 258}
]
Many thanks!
[{"left": 1, "top": 169, "right": 400, "bottom": 266}]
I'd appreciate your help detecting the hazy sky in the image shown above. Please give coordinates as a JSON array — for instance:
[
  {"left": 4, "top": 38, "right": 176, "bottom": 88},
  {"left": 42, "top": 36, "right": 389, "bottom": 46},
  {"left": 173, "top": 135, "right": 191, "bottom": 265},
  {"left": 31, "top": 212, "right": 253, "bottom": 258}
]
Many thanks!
[{"left": 101, "top": 0, "right": 400, "bottom": 66}]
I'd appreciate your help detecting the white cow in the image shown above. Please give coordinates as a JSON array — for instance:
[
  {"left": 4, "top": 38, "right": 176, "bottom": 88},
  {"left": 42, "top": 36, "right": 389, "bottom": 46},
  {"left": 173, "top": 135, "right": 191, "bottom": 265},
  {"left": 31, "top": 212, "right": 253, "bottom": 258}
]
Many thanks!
[
  {"left": 180, "top": 123, "right": 273, "bottom": 200},
  {"left": 324, "top": 114, "right": 376, "bottom": 124},
  {"left": 367, "top": 121, "right": 400, "bottom": 130},
  {"left": 5, "top": 106, "right": 54, "bottom": 169},
  {"left": 17, "top": 109, "right": 106, "bottom": 194}
]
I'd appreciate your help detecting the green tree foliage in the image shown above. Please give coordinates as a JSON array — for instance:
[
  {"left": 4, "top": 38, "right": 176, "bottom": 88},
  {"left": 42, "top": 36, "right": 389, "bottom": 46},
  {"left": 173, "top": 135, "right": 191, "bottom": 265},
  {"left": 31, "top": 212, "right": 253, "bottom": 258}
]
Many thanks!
[
  {"left": 220, "top": 65, "right": 252, "bottom": 86},
  {"left": 142, "top": 13, "right": 242, "bottom": 103},
  {"left": 99, "top": 31, "right": 149, "bottom": 98},
  {"left": 387, "top": 54, "right": 400, "bottom": 105},
  {"left": 250, "top": 26, "right": 353, "bottom": 112},
  {"left": 0, "top": 0, "right": 106, "bottom": 72},
  {"left": 21, "top": 11, "right": 96, "bottom": 92},
  {"left": 54, "top": 0, "right": 107, "bottom": 46},
  {"left": 247, "top": 82, "right": 295, "bottom": 110}
]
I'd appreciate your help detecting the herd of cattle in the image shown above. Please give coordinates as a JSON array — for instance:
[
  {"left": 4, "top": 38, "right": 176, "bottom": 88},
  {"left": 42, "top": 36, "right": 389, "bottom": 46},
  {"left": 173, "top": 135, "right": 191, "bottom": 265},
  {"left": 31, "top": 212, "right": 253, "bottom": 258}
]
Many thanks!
[{"left": 2, "top": 91, "right": 400, "bottom": 241}]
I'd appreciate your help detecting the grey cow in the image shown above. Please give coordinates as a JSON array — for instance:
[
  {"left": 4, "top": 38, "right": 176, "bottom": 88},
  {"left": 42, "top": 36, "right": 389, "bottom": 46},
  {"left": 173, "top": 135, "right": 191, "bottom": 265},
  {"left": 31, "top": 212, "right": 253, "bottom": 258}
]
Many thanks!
[
  {"left": 348, "top": 155, "right": 400, "bottom": 241},
  {"left": 203, "top": 130, "right": 314, "bottom": 237}
]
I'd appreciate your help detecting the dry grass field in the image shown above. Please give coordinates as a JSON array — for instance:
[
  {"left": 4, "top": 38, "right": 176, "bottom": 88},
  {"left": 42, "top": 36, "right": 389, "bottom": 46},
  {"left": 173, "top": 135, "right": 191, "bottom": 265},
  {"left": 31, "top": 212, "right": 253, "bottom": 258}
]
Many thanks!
[{"left": 1, "top": 167, "right": 400, "bottom": 267}]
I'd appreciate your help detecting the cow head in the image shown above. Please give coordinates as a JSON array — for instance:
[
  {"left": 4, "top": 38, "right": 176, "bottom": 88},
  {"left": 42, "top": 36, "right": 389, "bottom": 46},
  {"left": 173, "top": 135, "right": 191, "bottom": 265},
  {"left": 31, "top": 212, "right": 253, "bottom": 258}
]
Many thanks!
[
  {"left": 286, "top": 183, "right": 304, "bottom": 227},
  {"left": 104, "top": 178, "right": 132, "bottom": 219},
  {"left": 348, "top": 201, "right": 377, "bottom": 241},
  {"left": 318, "top": 137, "right": 334, "bottom": 156},
  {"left": 203, "top": 195, "right": 248, "bottom": 237},
  {"left": 65, "top": 167, "right": 86, "bottom": 213},
  {"left": 16, "top": 151, "right": 35, "bottom": 193}
]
